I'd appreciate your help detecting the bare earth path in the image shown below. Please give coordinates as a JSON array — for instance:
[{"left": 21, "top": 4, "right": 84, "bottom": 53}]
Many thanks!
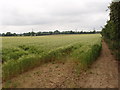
[
  {"left": 76, "top": 41, "right": 118, "bottom": 88},
  {"left": 3, "top": 41, "right": 118, "bottom": 88}
]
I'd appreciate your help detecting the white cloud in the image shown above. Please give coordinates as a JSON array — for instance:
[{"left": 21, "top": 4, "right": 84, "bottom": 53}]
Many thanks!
[{"left": 0, "top": 0, "right": 111, "bottom": 33}]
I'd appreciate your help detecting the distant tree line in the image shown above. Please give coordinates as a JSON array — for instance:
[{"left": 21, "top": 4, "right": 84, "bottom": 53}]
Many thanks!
[
  {"left": 101, "top": 1, "right": 120, "bottom": 60},
  {"left": 0, "top": 30, "right": 100, "bottom": 36}
]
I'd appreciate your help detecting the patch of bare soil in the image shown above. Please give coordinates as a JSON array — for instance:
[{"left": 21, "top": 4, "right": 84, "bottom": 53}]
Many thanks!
[
  {"left": 3, "top": 59, "right": 78, "bottom": 88},
  {"left": 3, "top": 41, "right": 118, "bottom": 88}
]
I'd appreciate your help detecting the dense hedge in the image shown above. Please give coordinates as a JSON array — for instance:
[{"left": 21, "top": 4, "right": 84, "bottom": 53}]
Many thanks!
[{"left": 102, "top": 1, "right": 120, "bottom": 60}]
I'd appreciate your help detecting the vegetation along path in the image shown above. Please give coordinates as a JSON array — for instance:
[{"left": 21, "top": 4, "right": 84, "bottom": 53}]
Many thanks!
[{"left": 3, "top": 41, "right": 118, "bottom": 88}]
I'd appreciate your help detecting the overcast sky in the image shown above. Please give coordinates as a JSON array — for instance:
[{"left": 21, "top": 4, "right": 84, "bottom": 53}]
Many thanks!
[{"left": 0, "top": 0, "right": 111, "bottom": 33}]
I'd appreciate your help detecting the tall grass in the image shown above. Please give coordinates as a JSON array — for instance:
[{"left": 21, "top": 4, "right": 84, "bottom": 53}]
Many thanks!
[
  {"left": 78, "top": 44, "right": 101, "bottom": 69},
  {"left": 71, "top": 39, "right": 102, "bottom": 69},
  {"left": 2, "top": 34, "right": 102, "bottom": 81},
  {"left": 2, "top": 44, "right": 75, "bottom": 80}
]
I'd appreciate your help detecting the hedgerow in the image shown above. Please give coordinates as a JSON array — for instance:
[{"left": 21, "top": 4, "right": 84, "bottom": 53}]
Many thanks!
[{"left": 102, "top": 1, "right": 120, "bottom": 60}]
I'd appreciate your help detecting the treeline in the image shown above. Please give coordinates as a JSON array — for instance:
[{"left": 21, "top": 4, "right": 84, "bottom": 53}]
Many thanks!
[
  {"left": 101, "top": 1, "right": 120, "bottom": 60},
  {"left": 0, "top": 30, "right": 100, "bottom": 36}
]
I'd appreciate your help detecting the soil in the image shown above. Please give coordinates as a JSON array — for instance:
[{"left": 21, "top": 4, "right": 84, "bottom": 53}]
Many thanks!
[{"left": 3, "top": 41, "right": 118, "bottom": 88}]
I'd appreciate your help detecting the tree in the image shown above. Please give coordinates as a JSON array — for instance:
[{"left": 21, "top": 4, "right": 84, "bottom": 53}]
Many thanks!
[
  {"left": 54, "top": 30, "right": 60, "bottom": 34},
  {"left": 5, "top": 32, "right": 12, "bottom": 36},
  {"left": 93, "top": 30, "right": 96, "bottom": 34}
]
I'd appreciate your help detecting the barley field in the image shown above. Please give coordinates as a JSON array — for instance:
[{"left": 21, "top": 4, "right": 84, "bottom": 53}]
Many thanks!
[{"left": 2, "top": 34, "right": 102, "bottom": 80}]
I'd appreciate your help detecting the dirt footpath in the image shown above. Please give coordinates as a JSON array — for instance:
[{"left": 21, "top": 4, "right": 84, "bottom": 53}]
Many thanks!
[
  {"left": 76, "top": 41, "right": 118, "bottom": 88},
  {"left": 3, "top": 41, "right": 118, "bottom": 88}
]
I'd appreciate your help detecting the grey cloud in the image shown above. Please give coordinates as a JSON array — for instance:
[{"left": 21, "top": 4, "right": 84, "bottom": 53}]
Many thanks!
[{"left": 0, "top": 0, "right": 111, "bottom": 32}]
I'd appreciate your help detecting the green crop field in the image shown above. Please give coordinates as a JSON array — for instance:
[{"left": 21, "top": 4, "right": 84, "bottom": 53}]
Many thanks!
[{"left": 1, "top": 34, "right": 102, "bottom": 80}]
